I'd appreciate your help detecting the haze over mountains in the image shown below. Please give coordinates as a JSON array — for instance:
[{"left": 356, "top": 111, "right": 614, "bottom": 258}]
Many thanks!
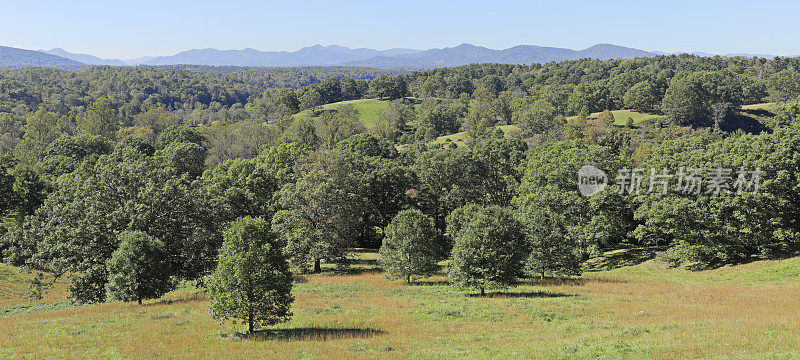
[{"left": 0, "top": 43, "right": 787, "bottom": 69}]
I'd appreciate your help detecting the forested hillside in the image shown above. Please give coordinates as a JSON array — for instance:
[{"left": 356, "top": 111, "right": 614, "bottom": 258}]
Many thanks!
[{"left": 2, "top": 53, "right": 800, "bottom": 305}]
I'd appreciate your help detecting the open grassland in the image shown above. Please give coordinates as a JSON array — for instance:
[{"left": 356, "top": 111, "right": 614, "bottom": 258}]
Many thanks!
[
  {"left": 568, "top": 109, "right": 667, "bottom": 126},
  {"left": 742, "top": 102, "right": 780, "bottom": 114},
  {"left": 292, "top": 99, "right": 392, "bottom": 128},
  {"left": 431, "top": 125, "right": 520, "bottom": 147},
  {"left": 2, "top": 252, "right": 800, "bottom": 359}
]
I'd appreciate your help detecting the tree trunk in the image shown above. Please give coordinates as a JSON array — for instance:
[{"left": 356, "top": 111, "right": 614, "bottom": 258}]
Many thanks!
[
  {"left": 138, "top": 298, "right": 142, "bottom": 305},
  {"left": 248, "top": 312, "right": 254, "bottom": 334},
  {"left": 407, "top": 274, "right": 411, "bottom": 284},
  {"left": 313, "top": 258, "right": 321, "bottom": 273},
  {"left": 480, "top": 287, "right": 485, "bottom": 296}
]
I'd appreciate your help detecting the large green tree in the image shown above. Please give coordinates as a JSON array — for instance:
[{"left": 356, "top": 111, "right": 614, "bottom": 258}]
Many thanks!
[
  {"left": 448, "top": 206, "right": 529, "bottom": 295},
  {"left": 105, "top": 231, "right": 172, "bottom": 305},
  {"left": 379, "top": 210, "right": 441, "bottom": 284},
  {"left": 207, "top": 216, "right": 293, "bottom": 334}
]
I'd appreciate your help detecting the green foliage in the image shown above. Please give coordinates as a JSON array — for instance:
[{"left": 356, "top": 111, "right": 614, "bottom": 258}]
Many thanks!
[
  {"left": 76, "top": 99, "right": 119, "bottom": 139},
  {"left": 155, "top": 125, "right": 204, "bottom": 149},
  {"left": 335, "top": 133, "right": 397, "bottom": 158},
  {"left": 10, "top": 148, "right": 219, "bottom": 303},
  {"left": 522, "top": 209, "right": 583, "bottom": 278},
  {"left": 767, "top": 69, "right": 800, "bottom": 103},
  {"left": 379, "top": 209, "right": 441, "bottom": 283},
  {"left": 105, "top": 231, "right": 172, "bottom": 304},
  {"left": 156, "top": 141, "right": 207, "bottom": 178},
  {"left": 448, "top": 206, "right": 529, "bottom": 295},
  {"left": 272, "top": 162, "right": 362, "bottom": 272},
  {"left": 207, "top": 216, "right": 293, "bottom": 334},
  {"left": 624, "top": 81, "right": 662, "bottom": 113}
]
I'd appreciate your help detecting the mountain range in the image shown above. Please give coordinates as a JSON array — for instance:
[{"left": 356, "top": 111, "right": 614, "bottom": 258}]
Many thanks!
[{"left": 0, "top": 44, "right": 786, "bottom": 69}]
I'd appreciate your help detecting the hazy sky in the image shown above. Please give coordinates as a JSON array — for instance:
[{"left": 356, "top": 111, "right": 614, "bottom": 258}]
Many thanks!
[{"left": 1, "top": 0, "right": 798, "bottom": 59}]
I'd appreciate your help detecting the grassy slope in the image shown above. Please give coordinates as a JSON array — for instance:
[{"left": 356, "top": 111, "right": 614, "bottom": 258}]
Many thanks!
[
  {"left": 3, "top": 253, "right": 800, "bottom": 359},
  {"left": 567, "top": 109, "right": 667, "bottom": 126},
  {"left": 292, "top": 99, "right": 391, "bottom": 128},
  {"left": 431, "top": 125, "right": 520, "bottom": 147}
]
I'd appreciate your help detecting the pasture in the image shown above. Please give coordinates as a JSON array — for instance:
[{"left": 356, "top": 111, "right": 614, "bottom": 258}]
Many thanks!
[{"left": 2, "top": 251, "right": 800, "bottom": 359}]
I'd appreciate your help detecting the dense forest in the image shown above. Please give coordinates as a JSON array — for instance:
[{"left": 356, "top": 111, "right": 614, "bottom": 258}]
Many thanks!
[{"left": 2, "top": 54, "right": 800, "bottom": 304}]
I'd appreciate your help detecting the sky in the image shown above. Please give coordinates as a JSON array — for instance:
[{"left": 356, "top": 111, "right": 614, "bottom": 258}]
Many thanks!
[{"left": 1, "top": 0, "right": 798, "bottom": 59}]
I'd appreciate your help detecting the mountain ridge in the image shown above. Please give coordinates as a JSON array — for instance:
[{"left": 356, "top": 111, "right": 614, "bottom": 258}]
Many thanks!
[{"left": 1, "top": 44, "right": 789, "bottom": 69}]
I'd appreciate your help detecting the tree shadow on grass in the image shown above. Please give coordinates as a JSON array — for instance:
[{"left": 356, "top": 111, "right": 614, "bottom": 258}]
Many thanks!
[
  {"left": 325, "top": 267, "right": 384, "bottom": 276},
  {"left": 516, "top": 277, "right": 627, "bottom": 287},
  {"left": 239, "top": 327, "right": 385, "bottom": 341},
  {"left": 143, "top": 292, "right": 206, "bottom": 307},
  {"left": 408, "top": 279, "right": 450, "bottom": 286},
  {"left": 467, "top": 290, "right": 576, "bottom": 299}
]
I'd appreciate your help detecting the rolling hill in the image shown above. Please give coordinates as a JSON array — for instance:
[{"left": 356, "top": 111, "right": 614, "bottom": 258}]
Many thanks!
[{"left": 0, "top": 46, "right": 84, "bottom": 68}]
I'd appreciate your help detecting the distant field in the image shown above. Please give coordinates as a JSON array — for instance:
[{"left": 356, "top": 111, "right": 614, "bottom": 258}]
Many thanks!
[
  {"left": 3, "top": 252, "right": 800, "bottom": 359},
  {"left": 292, "top": 99, "right": 392, "bottom": 128},
  {"left": 431, "top": 124, "right": 520, "bottom": 147},
  {"left": 742, "top": 102, "right": 780, "bottom": 113},
  {"left": 570, "top": 109, "right": 667, "bottom": 126}
]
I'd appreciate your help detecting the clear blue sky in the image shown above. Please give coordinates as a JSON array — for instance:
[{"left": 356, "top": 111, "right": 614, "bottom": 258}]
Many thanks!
[{"left": 1, "top": 0, "right": 798, "bottom": 59}]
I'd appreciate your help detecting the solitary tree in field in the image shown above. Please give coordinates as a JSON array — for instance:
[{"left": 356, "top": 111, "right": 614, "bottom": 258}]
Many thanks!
[
  {"left": 379, "top": 209, "right": 441, "bottom": 284},
  {"left": 448, "top": 206, "right": 528, "bottom": 296},
  {"left": 207, "top": 217, "right": 293, "bottom": 334},
  {"left": 105, "top": 231, "right": 172, "bottom": 305}
]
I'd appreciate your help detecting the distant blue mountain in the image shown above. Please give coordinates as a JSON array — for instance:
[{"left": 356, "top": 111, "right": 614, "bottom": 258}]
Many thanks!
[
  {"left": 343, "top": 43, "right": 658, "bottom": 69},
  {"left": 142, "top": 45, "right": 423, "bottom": 66},
  {"left": 0, "top": 46, "right": 84, "bottom": 67},
  {"left": 3, "top": 44, "right": 790, "bottom": 69},
  {"left": 43, "top": 48, "right": 125, "bottom": 66}
]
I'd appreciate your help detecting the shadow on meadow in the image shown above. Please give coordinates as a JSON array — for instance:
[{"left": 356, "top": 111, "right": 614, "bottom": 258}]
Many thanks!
[
  {"left": 466, "top": 290, "right": 575, "bottom": 298},
  {"left": 237, "top": 327, "right": 385, "bottom": 341},
  {"left": 517, "top": 277, "right": 627, "bottom": 286},
  {"left": 143, "top": 292, "right": 206, "bottom": 307}
]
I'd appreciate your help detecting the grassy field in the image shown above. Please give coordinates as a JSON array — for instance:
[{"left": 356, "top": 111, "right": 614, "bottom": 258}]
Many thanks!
[
  {"left": 292, "top": 99, "right": 392, "bottom": 128},
  {"left": 2, "top": 251, "right": 800, "bottom": 359},
  {"left": 568, "top": 110, "right": 667, "bottom": 126},
  {"left": 431, "top": 125, "right": 520, "bottom": 147}
]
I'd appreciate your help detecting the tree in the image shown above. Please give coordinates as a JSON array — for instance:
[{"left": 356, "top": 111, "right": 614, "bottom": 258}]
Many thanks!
[
  {"left": 14, "top": 109, "right": 63, "bottom": 165},
  {"left": 0, "top": 156, "right": 15, "bottom": 218},
  {"left": 156, "top": 141, "right": 207, "bottom": 178},
  {"left": 272, "top": 162, "right": 362, "bottom": 272},
  {"left": 76, "top": 99, "right": 119, "bottom": 139},
  {"left": 314, "top": 105, "right": 366, "bottom": 149},
  {"left": 522, "top": 209, "right": 582, "bottom": 279},
  {"left": 448, "top": 206, "right": 528, "bottom": 295},
  {"left": 766, "top": 69, "right": 800, "bottom": 103},
  {"left": 12, "top": 148, "right": 219, "bottom": 303},
  {"left": 299, "top": 89, "right": 324, "bottom": 115},
  {"left": 10, "top": 165, "right": 48, "bottom": 221},
  {"left": 207, "top": 217, "right": 293, "bottom": 334},
  {"left": 624, "top": 80, "right": 661, "bottom": 113},
  {"left": 379, "top": 210, "right": 441, "bottom": 284},
  {"left": 155, "top": 125, "right": 204, "bottom": 150},
  {"left": 513, "top": 99, "right": 562, "bottom": 137},
  {"left": 105, "top": 231, "right": 172, "bottom": 305},
  {"left": 461, "top": 95, "right": 496, "bottom": 139}
]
